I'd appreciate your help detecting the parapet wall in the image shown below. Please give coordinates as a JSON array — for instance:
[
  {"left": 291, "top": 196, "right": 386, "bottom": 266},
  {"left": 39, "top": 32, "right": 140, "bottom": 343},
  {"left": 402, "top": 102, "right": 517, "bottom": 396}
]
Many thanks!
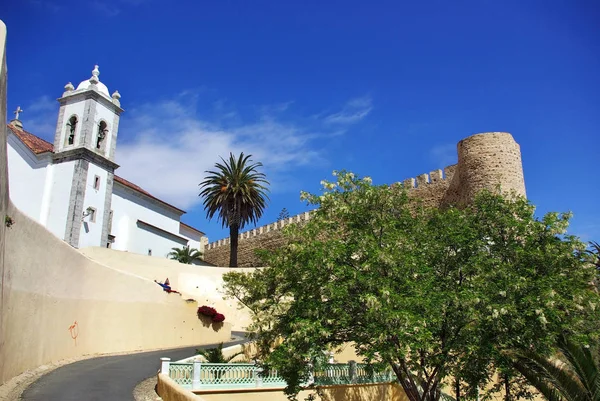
[
  {"left": 0, "top": 204, "right": 232, "bottom": 384},
  {"left": 204, "top": 132, "right": 526, "bottom": 267},
  {"left": 0, "top": 20, "right": 9, "bottom": 383}
]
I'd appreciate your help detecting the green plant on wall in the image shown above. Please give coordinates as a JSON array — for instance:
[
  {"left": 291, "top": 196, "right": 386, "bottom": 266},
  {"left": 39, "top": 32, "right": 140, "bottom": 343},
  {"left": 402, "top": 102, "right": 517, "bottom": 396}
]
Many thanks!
[
  {"left": 4, "top": 215, "right": 13, "bottom": 227},
  {"left": 167, "top": 245, "right": 202, "bottom": 264},
  {"left": 196, "top": 342, "right": 245, "bottom": 363}
]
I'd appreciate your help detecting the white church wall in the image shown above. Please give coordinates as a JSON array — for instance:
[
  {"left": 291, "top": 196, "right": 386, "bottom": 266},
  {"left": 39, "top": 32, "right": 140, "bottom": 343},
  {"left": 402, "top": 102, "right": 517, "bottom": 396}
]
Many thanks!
[
  {"left": 78, "top": 164, "right": 109, "bottom": 248},
  {"left": 110, "top": 184, "right": 188, "bottom": 258},
  {"left": 6, "top": 134, "right": 50, "bottom": 221},
  {"left": 44, "top": 161, "right": 75, "bottom": 240},
  {"left": 179, "top": 224, "right": 204, "bottom": 256},
  {"left": 131, "top": 221, "right": 188, "bottom": 258}
]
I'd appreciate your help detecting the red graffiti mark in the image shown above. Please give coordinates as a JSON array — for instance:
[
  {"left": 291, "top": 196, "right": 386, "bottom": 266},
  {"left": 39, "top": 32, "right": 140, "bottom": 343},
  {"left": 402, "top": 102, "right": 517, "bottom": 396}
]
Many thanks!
[{"left": 68, "top": 321, "right": 79, "bottom": 346}]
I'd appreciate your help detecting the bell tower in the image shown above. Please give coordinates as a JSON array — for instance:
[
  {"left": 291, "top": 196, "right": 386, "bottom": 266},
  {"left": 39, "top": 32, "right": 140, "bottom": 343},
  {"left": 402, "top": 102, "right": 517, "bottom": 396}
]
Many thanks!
[
  {"left": 53, "top": 65, "right": 122, "bottom": 159},
  {"left": 46, "top": 65, "right": 123, "bottom": 248}
]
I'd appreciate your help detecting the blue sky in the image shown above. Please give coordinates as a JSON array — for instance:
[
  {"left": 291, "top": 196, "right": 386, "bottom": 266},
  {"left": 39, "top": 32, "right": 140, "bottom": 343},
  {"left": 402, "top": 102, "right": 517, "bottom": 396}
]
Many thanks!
[{"left": 2, "top": 0, "right": 599, "bottom": 243}]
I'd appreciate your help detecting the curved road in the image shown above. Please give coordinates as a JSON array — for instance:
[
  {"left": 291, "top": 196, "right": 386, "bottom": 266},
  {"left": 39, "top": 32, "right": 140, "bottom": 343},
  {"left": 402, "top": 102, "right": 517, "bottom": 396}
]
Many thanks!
[{"left": 21, "top": 331, "right": 248, "bottom": 401}]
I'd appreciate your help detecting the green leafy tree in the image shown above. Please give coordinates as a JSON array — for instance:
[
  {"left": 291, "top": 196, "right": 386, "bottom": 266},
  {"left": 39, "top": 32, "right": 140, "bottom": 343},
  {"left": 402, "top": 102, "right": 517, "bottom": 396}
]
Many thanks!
[
  {"left": 167, "top": 245, "right": 203, "bottom": 264},
  {"left": 199, "top": 153, "right": 269, "bottom": 267},
  {"left": 278, "top": 208, "right": 290, "bottom": 221},
  {"left": 223, "top": 171, "right": 600, "bottom": 400},
  {"left": 510, "top": 336, "right": 599, "bottom": 401},
  {"left": 196, "top": 342, "right": 245, "bottom": 363}
]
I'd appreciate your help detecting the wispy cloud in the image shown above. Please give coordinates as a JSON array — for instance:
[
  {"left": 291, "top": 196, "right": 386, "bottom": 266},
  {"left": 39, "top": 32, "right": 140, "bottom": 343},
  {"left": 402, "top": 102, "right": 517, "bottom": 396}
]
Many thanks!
[
  {"left": 119, "top": 0, "right": 150, "bottom": 4},
  {"left": 569, "top": 219, "right": 600, "bottom": 242},
  {"left": 115, "top": 93, "right": 370, "bottom": 209},
  {"left": 324, "top": 96, "right": 372, "bottom": 125},
  {"left": 429, "top": 143, "right": 457, "bottom": 167},
  {"left": 28, "top": 0, "right": 61, "bottom": 13},
  {"left": 20, "top": 96, "right": 58, "bottom": 139},
  {"left": 91, "top": 1, "right": 121, "bottom": 16},
  {"left": 28, "top": 95, "right": 56, "bottom": 113}
]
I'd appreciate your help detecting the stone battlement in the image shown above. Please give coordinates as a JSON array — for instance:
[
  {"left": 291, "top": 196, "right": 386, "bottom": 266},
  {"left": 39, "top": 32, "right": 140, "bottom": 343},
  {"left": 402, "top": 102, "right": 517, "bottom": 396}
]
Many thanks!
[
  {"left": 206, "top": 166, "right": 454, "bottom": 252},
  {"left": 204, "top": 132, "right": 526, "bottom": 266},
  {"left": 401, "top": 165, "right": 456, "bottom": 189},
  {"left": 206, "top": 211, "right": 313, "bottom": 250}
]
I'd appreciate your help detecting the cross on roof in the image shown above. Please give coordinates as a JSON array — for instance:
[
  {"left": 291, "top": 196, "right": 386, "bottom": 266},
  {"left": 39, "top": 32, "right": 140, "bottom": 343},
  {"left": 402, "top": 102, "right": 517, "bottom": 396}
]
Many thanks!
[{"left": 13, "top": 106, "right": 23, "bottom": 120}]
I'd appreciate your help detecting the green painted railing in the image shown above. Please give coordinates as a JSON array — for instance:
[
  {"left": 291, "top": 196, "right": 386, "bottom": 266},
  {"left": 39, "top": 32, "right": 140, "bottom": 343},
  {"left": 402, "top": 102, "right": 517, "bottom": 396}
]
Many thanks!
[
  {"left": 166, "top": 360, "right": 394, "bottom": 391},
  {"left": 169, "top": 363, "right": 194, "bottom": 386},
  {"left": 314, "top": 363, "right": 395, "bottom": 385}
]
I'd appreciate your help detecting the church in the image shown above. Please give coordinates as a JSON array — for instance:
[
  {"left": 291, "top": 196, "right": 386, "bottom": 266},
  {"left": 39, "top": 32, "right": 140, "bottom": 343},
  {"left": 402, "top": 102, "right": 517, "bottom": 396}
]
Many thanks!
[{"left": 6, "top": 66, "right": 208, "bottom": 259}]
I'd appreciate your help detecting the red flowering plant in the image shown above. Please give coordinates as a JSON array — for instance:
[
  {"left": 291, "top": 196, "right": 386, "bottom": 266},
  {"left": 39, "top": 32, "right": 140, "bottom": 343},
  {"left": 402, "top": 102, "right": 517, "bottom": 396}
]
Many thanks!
[
  {"left": 197, "top": 305, "right": 217, "bottom": 318},
  {"left": 212, "top": 313, "right": 225, "bottom": 323}
]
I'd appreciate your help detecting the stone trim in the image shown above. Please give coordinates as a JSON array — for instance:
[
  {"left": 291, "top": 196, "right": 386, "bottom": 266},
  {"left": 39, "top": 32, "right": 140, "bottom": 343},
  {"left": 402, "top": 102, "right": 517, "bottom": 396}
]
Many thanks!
[
  {"left": 52, "top": 147, "right": 119, "bottom": 170},
  {"left": 58, "top": 90, "right": 124, "bottom": 115},
  {"left": 79, "top": 98, "right": 97, "bottom": 149},
  {"left": 64, "top": 160, "right": 89, "bottom": 247},
  {"left": 53, "top": 104, "right": 66, "bottom": 150},
  {"left": 108, "top": 113, "right": 120, "bottom": 161},
  {"left": 100, "top": 172, "right": 114, "bottom": 246}
]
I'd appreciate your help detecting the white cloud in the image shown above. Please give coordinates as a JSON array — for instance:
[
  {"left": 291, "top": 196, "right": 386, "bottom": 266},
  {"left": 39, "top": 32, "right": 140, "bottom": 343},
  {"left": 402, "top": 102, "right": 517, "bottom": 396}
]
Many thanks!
[
  {"left": 28, "top": 95, "right": 56, "bottom": 113},
  {"left": 21, "top": 96, "right": 58, "bottom": 139},
  {"left": 115, "top": 93, "right": 366, "bottom": 210},
  {"left": 324, "top": 96, "right": 372, "bottom": 125},
  {"left": 429, "top": 143, "right": 457, "bottom": 167}
]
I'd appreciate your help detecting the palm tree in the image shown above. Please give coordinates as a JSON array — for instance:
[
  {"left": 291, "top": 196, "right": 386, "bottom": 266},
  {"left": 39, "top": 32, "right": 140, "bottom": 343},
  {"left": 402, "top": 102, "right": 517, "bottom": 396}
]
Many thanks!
[
  {"left": 196, "top": 342, "right": 245, "bottom": 363},
  {"left": 199, "top": 152, "right": 269, "bottom": 267},
  {"left": 167, "top": 245, "right": 203, "bottom": 264},
  {"left": 510, "top": 336, "right": 599, "bottom": 401},
  {"left": 586, "top": 241, "right": 600, "bottom": 270}
]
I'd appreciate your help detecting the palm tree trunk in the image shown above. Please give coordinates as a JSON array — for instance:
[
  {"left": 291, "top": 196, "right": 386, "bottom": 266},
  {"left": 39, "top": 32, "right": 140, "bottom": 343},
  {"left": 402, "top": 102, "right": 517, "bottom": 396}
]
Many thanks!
[
  {"left": 229, "top": 224, "right": 239, "bottom": 267},
  {"left": 454, "top": 376, "right": 460, "bottom": 401}
]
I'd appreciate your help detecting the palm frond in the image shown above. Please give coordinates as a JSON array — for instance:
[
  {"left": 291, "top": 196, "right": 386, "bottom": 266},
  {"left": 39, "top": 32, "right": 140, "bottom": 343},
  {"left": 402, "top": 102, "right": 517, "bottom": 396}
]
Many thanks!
[
  {"left": 512, "top": 357, "right": 565, "bottom": 401},
  {"left": 558, "top": 336, "right": 599, "bottom": 401},
  {"left": 511, "top": 337, "right": 600, "bottom": 401}
]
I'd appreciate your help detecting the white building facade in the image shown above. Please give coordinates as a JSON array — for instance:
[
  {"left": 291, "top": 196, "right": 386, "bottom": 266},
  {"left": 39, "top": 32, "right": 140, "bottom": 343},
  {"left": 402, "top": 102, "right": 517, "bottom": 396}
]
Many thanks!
[{"left": 6, "top": 66, "right": 207, "bottom": 260}]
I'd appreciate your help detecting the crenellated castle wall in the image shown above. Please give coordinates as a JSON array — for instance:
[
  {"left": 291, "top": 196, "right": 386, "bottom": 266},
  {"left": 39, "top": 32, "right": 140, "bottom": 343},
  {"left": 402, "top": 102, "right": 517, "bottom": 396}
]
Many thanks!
[{"left": 204, "top": 132, "right": 526, "bottom": 267}]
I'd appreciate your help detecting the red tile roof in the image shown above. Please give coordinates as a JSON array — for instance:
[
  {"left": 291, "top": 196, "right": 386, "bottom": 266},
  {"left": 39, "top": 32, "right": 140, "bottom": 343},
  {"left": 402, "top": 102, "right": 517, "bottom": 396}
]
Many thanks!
[
  {"left": 7, "top": 123, "right": 187, "bottom": 215},
  {"left": 180, "top": 221, "right": 205, "bottom": 236},
  {"left": 8, "top": 124, "right": 54, "bottom": 154}
]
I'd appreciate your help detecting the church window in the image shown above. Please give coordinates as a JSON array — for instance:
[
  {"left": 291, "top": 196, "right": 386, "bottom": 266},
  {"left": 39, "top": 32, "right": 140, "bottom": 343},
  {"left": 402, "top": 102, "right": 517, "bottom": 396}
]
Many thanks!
[
  {"left": 97, "top": 121, "right": 108, "bottom": 149},
  {"left": 66, "top": 115, "right": 78, "bottom": 145},
  {"left": 93, "top": 175, "right": 101, "bottom": 190},
  {"left": 88, "top": 207, "right": 97, "bottom": 223},
  {"left": 148, "top": 249, "right": 152, "bottom": 256}
]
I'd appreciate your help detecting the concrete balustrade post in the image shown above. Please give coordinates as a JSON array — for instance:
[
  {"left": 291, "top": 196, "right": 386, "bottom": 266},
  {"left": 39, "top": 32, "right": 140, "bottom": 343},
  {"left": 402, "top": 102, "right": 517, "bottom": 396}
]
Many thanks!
[
  {"left": 348, "top": 360, "right": 357, "bottom": 384},
  {"left": 307, "top": 362, "right": 315, "bottom": 385},
  {"left": 160, "top": 357, "right": 171, "bottom": 375},
  {"left": 255, "top": 366, "right": 263, "bottom": 387},
  {"left": 192, "top": 360, "right": 201, "bottom": 389}
]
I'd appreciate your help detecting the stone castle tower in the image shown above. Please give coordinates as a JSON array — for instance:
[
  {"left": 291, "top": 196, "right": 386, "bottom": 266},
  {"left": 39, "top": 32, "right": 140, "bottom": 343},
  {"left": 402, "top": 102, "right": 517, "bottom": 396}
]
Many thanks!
[{"left": 203, "top": 131, "right": 526, "bottom": 267}]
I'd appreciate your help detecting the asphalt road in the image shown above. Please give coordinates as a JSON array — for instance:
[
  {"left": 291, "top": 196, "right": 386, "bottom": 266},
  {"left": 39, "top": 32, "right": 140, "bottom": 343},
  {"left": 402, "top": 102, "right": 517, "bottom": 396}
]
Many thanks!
[{"left": 20, "top": 331, "right": 248, "bottom": 401}]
